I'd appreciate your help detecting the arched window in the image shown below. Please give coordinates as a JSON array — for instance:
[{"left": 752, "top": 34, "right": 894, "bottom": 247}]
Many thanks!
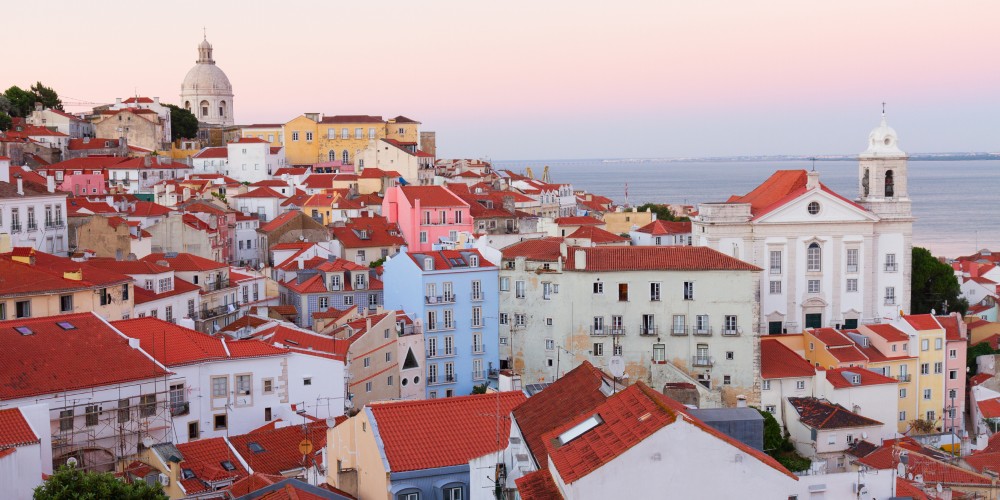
[
  {"left": 342, "top": 151, "right": 350, "bottom": 164},
  {"left": 184, "top": 101, "right": 191, "bottom": 110},
  {"left": 219, "top": 101, "right": 226, "bottom": 117},
  {"left": 885, "top": 170, "right": 894, "bottom": 197},
  {"left": 328, "top": 150, "right": 336, "bottom": 162},
  {"left": 807, "top": 243, "right": 822, "bottom": 272},
  {"left": 200, "top": 100, "right": 209, "bottom": 117}
]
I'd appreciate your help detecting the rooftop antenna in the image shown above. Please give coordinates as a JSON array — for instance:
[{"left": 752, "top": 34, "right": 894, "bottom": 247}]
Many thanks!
[
  {"left": 882, "top": 101, "right": 886, "bottom": 118},
  {"left": 810, "top": 157, "right": 816, "bottom": 172}
]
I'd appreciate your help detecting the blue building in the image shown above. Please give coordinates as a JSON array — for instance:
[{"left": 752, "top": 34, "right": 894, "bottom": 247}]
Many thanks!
[
  {"left": 383, "top": 249, "right": 499, "bottom": 398},
  {"left": 278, "top": 256, "right": 383, "bottom": 327}
]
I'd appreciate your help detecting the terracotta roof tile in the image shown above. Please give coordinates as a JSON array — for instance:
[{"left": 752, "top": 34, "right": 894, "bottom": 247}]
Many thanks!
[
  {"left": 174, "top": 437, "right": 248, "bottom": 492},
  {"left": 399, "top": 185, "right": 468, "bottom": 207},
  {"left": 788, "top": 397, "right": 882, "bottom": 429},
  {"left": 0, "top": 408, "right": 39, "bottom": 448},
  {"left": 553, "top": 216, "right": 603, "bottom": 226},
  {"left": 760, "top": 339, "right": 815, "bottom": 379},
  {"left": 331, "top": 215, "right": 405, "bottom": 249},
  {"left": 864, "top": 324, "right": 910, "bottom": 342},
  {"left": 979, "top": 398, "right": 1000, "bottom": 419},
  {"left": 903, "top": 314, "right": 942, "bottom": 331},
  {"left": 634, "top": 219, "right": 692, "bottom": 235},
  {"left": 566, "top": 225, "right": 629, "bottom": 243},
  {"left": 141, "top": 252, "right": 226, "bottom": 272},
  {"left": 0, "top": 312, "right": 169, "bottom": 399},
  {"left": 232, "top": 186, "right": 285, "bottom": 199},
  {"left": 500, "top": 237, "right": 564, "bottom": 262},
  {"left": 0, "top": 250, "right": 132, "bottom": 297},
  {"left": 228, "top": 421, "right": 329, "bottom": 476},
  {"left": 112, "top": 317, "right": 286, "bottom": 365},
  {"left": 514, "top": 469, "right": 563, "bottom": 499},
  {"left": 369, "top": 392, "right": 527, "bottom": 472},
  {"left": 565, "top": 246, "right": 760, "bottom": 272},
  {"left": 824, "top": 367, "right": 897, "bottom": 389}
]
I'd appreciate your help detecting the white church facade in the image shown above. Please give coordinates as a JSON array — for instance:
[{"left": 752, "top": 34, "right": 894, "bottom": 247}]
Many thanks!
[
  {"left": 692, "top": 115, "right": 913, "bottom": 334},
  {"left": 180, "top": 36, "right": 235, "bottom": 127}
]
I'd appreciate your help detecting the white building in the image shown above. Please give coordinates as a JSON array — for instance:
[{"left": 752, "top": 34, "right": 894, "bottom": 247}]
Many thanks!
[
  {"left": 84, "top": 258, "right": 201, "bottom": 322},
  {"left": 0, "top": 404, "right": 51, "bottom": 499},
  {"left": 760, "top": 337, "right": 816, "bottom": 428},
  {"left": 692, "top": 115, "right": 913, "bottom": 333},
  {"left": 233, "top": 214, "right": 262, "bottom": 267},
  {"left": 499, "top": 241, "right": 761, "bottom": 407},
  {"left": 26, "top": 104, "right": 92, "bottom": 138},
  {"left": 180, "top": 36, "right": 235, "bottom": 127},
  {"left": 192, "top": 146, "right": 228, "bottom": 174},
  {"left": 816, "top": 367, "right": 900, "bottom": 441},
  {"left": 785, "top": 397, "right": 885, "bottom": 473},
  {"left": 0, "top": 158, "right": 70, "bottom": 256},
  {"left": 629, "top": 219, "right": 692, "bottom": 246},
  {"left": 106, "top": 97, "right": 173, "bottom": 147},
  {"left": 230, "top": 186, "right": 285, "bottom": 224},
  {"left": 226, "top": 137, "right": 286, "bottom": 184}
]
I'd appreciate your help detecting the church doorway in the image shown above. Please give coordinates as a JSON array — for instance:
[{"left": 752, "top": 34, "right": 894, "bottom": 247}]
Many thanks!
[{"left": 805, "top": 314, "right": 822, "bottom": 329}]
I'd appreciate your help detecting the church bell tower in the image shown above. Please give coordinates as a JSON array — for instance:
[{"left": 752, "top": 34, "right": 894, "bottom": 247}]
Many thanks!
[{"left": 857, "top": 110, "right": 912, "bottom": 221}]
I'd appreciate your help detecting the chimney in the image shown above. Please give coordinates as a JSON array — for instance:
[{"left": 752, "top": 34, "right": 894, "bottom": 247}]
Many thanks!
[
  {"left": 115, "top": 98, "right": 122, "bottom": 106},
  {"left": 144, "top": 156, "right": 151, "bottom": 167},
  {"left": 15, "top": 174, "right": 23, "bottom": 196},
  {"left": 574, "top": 249, "right": 586, "bottom": 270},
  {"left": 0, "top": 157, "right": 9, "bottom": 183},
  {"left": 153, "top": 97, "right": 160, "bottom": 104},
  {"left": 806, "top": 170, "right": 820, "bottom": 190},
  {"left": 34, "top": 102, "right": 43, "bottom": 111},
  {"left": 47, "top": 175, "right": 55, "bottom": 193}
]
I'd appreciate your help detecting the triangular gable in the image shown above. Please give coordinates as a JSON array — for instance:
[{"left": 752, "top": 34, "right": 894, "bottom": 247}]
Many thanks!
[
  {"left": 403, "top": 348, "right": 419, "bottom": 369},
  {"left": 754, "top": 187, "right": 878, "bottom": 224}
]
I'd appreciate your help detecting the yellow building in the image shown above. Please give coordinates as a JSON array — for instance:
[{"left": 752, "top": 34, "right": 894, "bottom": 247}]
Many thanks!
[
  {"left": 803, "top": 328, "right": 870, "bottom": 370},
  {"left": 602, "top": 207, "right": 654, "bottom": 235},
  {"left": 281, "top": 114, "right": 420, "bottom": 166},
  {"left": 857, "top": 323, "right": 917, "bottom": 433},
  {"left": 240, "top": 123, "right": 284, "bottom": 147},
  {"left": 900, "top": 315, "right": 948, "bottom": 428}
]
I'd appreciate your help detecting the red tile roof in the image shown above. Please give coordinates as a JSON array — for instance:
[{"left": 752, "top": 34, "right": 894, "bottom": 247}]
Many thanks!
[
  {"left": 788, "top": 397, "right": 882, "bottom": 429},
  {"left": 369, "top": 391, "right": 527, "bottom": 472},
  {"left": 132, "top": 278, "right": 201, "bottom": 305},
  {"left": 405, "top": 249, "right": 495, "bottom": 270},
  {"left": 904, "top": 314, "right": 943, "bottom": 331},
  {"left": 253, "top": 325, "right": 348, "bottom": 358},
  {"left": 259, "top": 210, "right": 305, "bottom": 233},
  {"left": 232, "top": 186, "right": 285, "bottom": 199},
  {"left": 809, "top": 328, "right": 854, "bottom": 347},
  {"left": 0, "top": 408, "right": 40, "bottom": 448},
  {"left": 0, "top": 313, "right": 169, "bottom": 399},
  {"left": 894, "top": 478, "right": 930, "bottom": 499},
  {"left": 824, "top": 367, "right": 897, "bottom": 389},
  {"left": 554, "top": 216, "right": 603, "bottom": 226},
  {"left": 726, "top": 169, "right": 869, "bottom": 219},
  {"left": 760, "top": 339, "right": 815, "bottom": 379},
  {"left": 68, "top": 138, "right": 120, "bottom": 150},
  {"left": 858, "top": 445, "right": 991, "bottom": 485},
  {"left": 565, "top": 246, "right": 760, "bottom": 272},
  {"left": 634, "top": 219, "right": 692, "bottom": 235},
  {"left": 965, "top": 451, "right": 1000, "bottom": 474},
  {"left": 979, "top": 398, "right": 1000, "bottom": 419},
  {"left": 112, "top": 318, "right": 286, "bottom": 366},
  {"left": 0, "top": 250, "right": 132, "bottom": 297},
  {"left": 500, "top": 237, "right": 564, "bottom": 262},
  {"left": 937, "top": 315, "right": 965, "bottom": 341},
  {"left": 142, "top": 252, "right": 226, "bottom": 271},
  {"left": 515, "top": 469, "right": 563, "bottom": 500},
  {"left": 175, "top": 437, "right": 249, "bottom": 493},
  {"left": 399, "top": 185, "right": 468, "bottom": 207},
  {"left": 331, "top": 215, "right": 405, "bottom": 249},
  {"left": 970, "top": 373, "right": 994, "bottom": 387},
  {"left": 864, "top": 323, "right": 910, "bottom": 342},
  {"left": 512, "top": 362, "right": 612, "bottom": 468},
  {"left": 129, "top": 200, "right": 173, "bottom": 217},
  {"left": 566, "top": 225, "right": 629, "bottom": 244},
  {"left": 228, "top": 421, "right": 328, "bottom": 476}
]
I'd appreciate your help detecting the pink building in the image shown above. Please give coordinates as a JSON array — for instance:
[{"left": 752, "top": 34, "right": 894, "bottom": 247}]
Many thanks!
[
  {"left": 382, "top": 185, "right": 472, "bottom": 251},
  {"left": 58, "top": 173, "right": 107, "bottom": 195},
  {"left": 938, "top": 313, "right": 968, "bottom": 436}
]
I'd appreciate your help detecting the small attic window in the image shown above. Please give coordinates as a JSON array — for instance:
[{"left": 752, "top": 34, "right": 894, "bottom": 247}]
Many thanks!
[
  {"left": 220, "top": 460, "right": 236, "bottom": 471},
  {"left": 423, "top": 257, "right": 434, "bottom": 271},
  {"left": 469, "top": 255, "right": 479, "bottom": 267},
  {"left": 56, "top": 321, "right": 76, "bottom": 330},
  {"left": 852, "top": 375, "right": 861, "bottom": 385},
  {"left": 14, "top": 326, "right": 33, "bottom": 336},
  {"left": 557, "top": 414, "right": 604, "bottom": 446},
  {"left": 181, "top": 468, "right": 196, "bottom": 480},
  {"left": 248, "top": 442, "right": 265, "bottom": 453}
]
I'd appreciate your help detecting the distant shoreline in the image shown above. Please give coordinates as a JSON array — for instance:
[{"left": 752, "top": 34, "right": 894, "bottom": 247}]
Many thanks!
[{"left": 496, "top": 153, "right": 1000, "bottom": 164}]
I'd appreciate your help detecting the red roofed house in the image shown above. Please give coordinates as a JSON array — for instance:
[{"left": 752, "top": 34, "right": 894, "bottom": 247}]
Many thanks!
[
  {"left": 26, "top": 103, "right": 91, "bottom": 139},
  {"left": 692, "top": 116, "right": 913, "bottom": 334},
  {"left": 382, "top": 185, "right": 473, "bottom": 251},
  {"left": 498, "top": 242, "right": 761, "bottom": 407},
  {"left": 629, "top": 218, "right": 693, "bottom": 246},
  {"left": 505, "top": 373, "right": 803, "bottom": 499},
  {"left": 0, "top": 312, "right": 171, "bottom": 473},
  {"left": 140, "top": 252, "right": 242, "bottom": 333},
  {"left": 0, "top": 404, "right": 49, "bottom": 497},
  {"left": 817, "top": 368, "right": 899, "bottom": 440},
  {"left": 112, "top": 317, "right": 345, "bottom": 444},
  {"left": 86, "top": 257, "right": 201, "bottom": 322},
  {"left": 330, "top": 214, "right": 405, "bottom": 266},
  {"left": 148, "top": 437, "right": 248, "bottom": 496},
  {"left": 104, "top": 96, "right": 173, "bottom": 148},
  {"left": 785, "top": 397, "right": 885, "bottom": 473},
  {"left": 327, "top": 391, "right": 527, "bottom": 500},
  {"left": 277, "top": 255, "right": 382, "bottom": 328},
  {"left": 0, "top": 157, "right": 71, "bottom": 256},
  {"left": 71, "top": 215, "right": 153, "bottom": 260},
  {"left": 760, "top": 337, "right": 815, "bottom": 427}
]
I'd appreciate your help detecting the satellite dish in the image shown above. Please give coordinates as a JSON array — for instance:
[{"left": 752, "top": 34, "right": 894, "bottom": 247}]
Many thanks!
[
  {"left": 608, "top": 356, "right": 625, "bottom": 378},
  {"left": 896, "top": 463, "right": 906, "bottom": 477},
  {"left": 344, "top": 399, "right": 354, "bottom": 409},
  {"left": 142, "top": 436, "right": 154, "bottom": 448},
  {"left": 936, "top": 484, "right": 943, "bottom": 493},
  {"left": 66, "top": 457, "right": 78, "bottom": 467},
  {"left": 326, "top": 417, "right": 337, "bottom": 428}
]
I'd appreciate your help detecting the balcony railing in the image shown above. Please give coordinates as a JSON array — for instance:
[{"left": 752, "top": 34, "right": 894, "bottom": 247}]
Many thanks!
[
  {"left": 197, "top": 302, "right": 240, "bottom": 320},
  {"left": 591, "top": 326, "right": 625, "bottom": 336},
  {"left": 170, "top": 402, "right": 190, "bottom": 417},
  {"left": 692, "top": 356, "right": 714, "bottom": 367},
  {"left": 884, "top": 263, "right": 898, "bottom": 272},
  {"left": 639, "top": 326, "right": 658, "bottom": 336},
  {"left": 399, "top": 324, "right": 422, "bottom": 336},
  {"left": 425, "top": 295, "right": 456, "bottom": 304},
  {"left": 609, "top": 327, "right": 626, "bottom": 336},
  {"left": 470, "top": 292, "right": 483, "bottom": 301},
  {"left": 45, "top": 221, "right": 65, "bottom": 229},
  {"left": 10, "top": 224, "right": 21, "bottom": 233},
  {"left": 694, "top": 326, "right": 713, "bottom": 336},
  {"left": 472, "top": 370, "right": 486, "bottom": 380},
  {"left": 428, "top": 375, "right": 456, "bottom": 386},
  {"left": 472, "top": 345, "right": 484, "bottom": 354},
  {"left": 885, "top": 297, "right": 897, "bottom": 305},
  {"left": 590, "top": 326, "right": 606, "bottom": 336},
  {"left": 895, "top": 374, "right": 912, "bottom": 382},
  {"left": 206, "top": 279, "right": 232, "bottom": 292},
  {"left": 671, "top": 326, "right": 688, "bottom": 336},
  {"left": 471, "top": 320, "right": 483, "bottom": 328},
  {"left": 722, "top": 327, "right": 741, "bottom": 337}
]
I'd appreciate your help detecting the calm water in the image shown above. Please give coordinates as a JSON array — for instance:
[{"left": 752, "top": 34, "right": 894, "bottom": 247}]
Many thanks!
[{"left": 493, "top": 159, "right": 1000, "bottom": 258}]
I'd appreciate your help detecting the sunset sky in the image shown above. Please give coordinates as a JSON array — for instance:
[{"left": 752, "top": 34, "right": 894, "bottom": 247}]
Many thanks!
[{"left": 6, "top": 1, "right": 999, "bottom": 159}]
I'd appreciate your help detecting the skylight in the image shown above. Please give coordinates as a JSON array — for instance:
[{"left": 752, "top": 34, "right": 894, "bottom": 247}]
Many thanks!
[
  {"left": 181, "top": 468, "right": 196, "bottom": 480},
  {"left": 56, "top": 321, "right": 75, "bottom": 330},
  {"left": 220, "top": 460, "right": 236, "bottom": 471},
  {"left": 557, "top": 414, "right": 604, "bottom": 446},
  {"left": 14, "top": 326, "right": 33, "bottom": 336},
  {"left": 248, "top": 442, "right": 265, "bottom": 453}
]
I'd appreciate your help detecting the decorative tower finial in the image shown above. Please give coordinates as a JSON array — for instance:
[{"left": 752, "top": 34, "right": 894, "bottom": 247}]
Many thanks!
[
  {"left": 203, "top": 26, "right": 207, "bottom": 40},
  {"left": 882, "top": 101, "right": 886, "bottom": 118}
]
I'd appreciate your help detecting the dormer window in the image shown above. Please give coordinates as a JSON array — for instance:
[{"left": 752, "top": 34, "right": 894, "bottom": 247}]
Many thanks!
[
  {"left": 469, "top": 255, "right": 479, "bottom": 267},
  {"left": 329, "top": 275, "right": 342, "bottom": 290},
  {"left": 423, "top": 257, "right": 434, "bottom": 271}
]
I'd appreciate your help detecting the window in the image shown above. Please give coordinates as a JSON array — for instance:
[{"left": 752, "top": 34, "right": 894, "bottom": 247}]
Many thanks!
[
  {"left": 885, "top": 287, "right": 896, "bottom": 305},
  {"left": 420, "top": 231, "right": 427, "bottom": 243},
  {"left": 514, "top": 313, "right": 526, "bottom": 326},
  {"left": 472, "top": 280, "right": 482, "bottom": 300},
  {"left": 118, "top": 399, "right": 130, "bottom": 423},
  {"left": 920, "top": 363, "right": 929, "bottom": 374},
  {"left": 950, "top": 349, "right": 957, "bottom": 359},
  {"left": 807, "top": 243, "right": 822, "bottom": 271},
  {"left": 672, "top": 315, "right": 686, "bottom": 334},
  {"left": 923, "top": 389, "right": 932, "bottom": 400},
  {"left": 899, "top": 411, "right": 907, "bottom": 422},
  {"left": 899, "top": 388, "right": 907, "bottom": 398},
  {"left": 769, "top": 281, "right": 782, "bottom": 294},
  {"left": 696, "top": 315, "right": 709, "bottom": 334},
  {"left": 934, "top": 362, "right": 943, "bottom": 374},
  {"left": 796, "top": 380, "right": 805, "bottom": 390},
  {"left": 59, "top": 410, "right": 73, "bottom": 431},
  {"left": 305, "top": 132, "right": 313, "bottom": 141},
  {"left": 500, "top": 277, "right": 509, "bottom": 291},
  {"left": 935, "top": 338, "right": 943, "bottom": 350},
  {"left": 363, "top": 356, "right": 371, "bottom": 368},
  {"left": 445, "top": 486, "right": 464, "bottom": 500},
  {"left": 921, "top": 339, "right": 929, "bottom": 351},
  {"left": 827, "top": 433, "right": 836, "bottom": 445},
  {"left": 303, "top": 377, "right": 312, "bottom": 386},
  {"left": 649, "top": 282, "right": 661, "bottom": 301},
  {"left": 726, "top": 351, "right": 734, "bottom": 360},
  {"left": 765, "top": 405, "right": 776, "bottom": 413},
  {"left": 365, "top": 381, "right": 373, "bottom": 393},
  {"left": 85, "top": 405, "right": 99, "bottom": 427},
  {"left": 499, "top": 313, "right": 508, "bottom": 325},
  {"left": 769, "top": 250, "right": 782, "bottom": 274},
  {"left": 885, "top": 253, "right": 898, "bottom": 272},
  {"left": 723, "top": 375, "right": 731, "bottom": 385},
  {"left": 292, "top": 131, "right": 299, "bottom": 141},
  {"left": 60, "top": 294, "right": 73, "bottom": 313},
  {"left": 319, "top": 297, "right": 328, "bottom": 309},
  {"left": 653, "top": 344, "right": 665, "bottom": 363},
  {"left": 807, "top": 201, "right": 821, "bottom": 215},
  {"left": 515, "top": 280, "right": 525, "bottom": 298},
  {"left": 761, "top": 380, "right": 772, "bottom": 391},
  {"left": 27, "top": 207, "right": 36, "bottom": 230},
  {"left": 683, "top": 281, "right": 694, "bottom": 300},
  {"left": 355, "top": 128, "right": 363, "bottom": 139},
  {"left": 807, "top": 279, "right": 821, "bottom": 294},
  {"left": 140, "top": 395, "right": 156, "bottom": 417},
  {"left": 593, "top": 282, "right": 604, "bottom": 294},
  {"left": 212, "top": 376, "right": 228, "bottom": 398},
  {"left": 386, "top": 351, "right": 393, "bottom": 362},
  {"left": 846, "top": 278, "right": 858, "bottom": 292},
  {"left": 341, "top": 128, "right": 349, "bottom": 139},
  {"left": 927, "top": 410, "right": 935, "bottom": 422},
  {"left": 214, "top": 414, "right": 228, "bottom": 430},
  {"left": 724, "top": 315, "right": 738, "bottom": 334},
  {"left": 618, "top": 283, "right": 629, "bottom": 301},
  {"left": 593, "top": 343, "right": 604, "bottom": 356},
  {"left": 950, "top": 370, "right": 958, "bottom": 380},
  {"left": 846, "top": 248, "right": 859, "bottom": 272},
  {"left": 344, "top": 295, "right": 354, "bottom": 306},
  {"left": 15, "top": 300, "right": 30, "bottom": 318},
  {"left": 236, "top": 375, "right": 251, "bottom": 396}
]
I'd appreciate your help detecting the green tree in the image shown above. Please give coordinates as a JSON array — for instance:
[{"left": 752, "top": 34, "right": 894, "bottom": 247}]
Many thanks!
[
  {"left": 911, "top": 247, "right": 968, "bottom": 315},
  {"left": 635, "top": 203, "right": 688, "bottom": 222},
  {"left": 3, "top": 85, "right": 35, "bottom": 117},
  {"left": 0, "top": 95, "right": 12, "bottom": 115},
  {"left": 968, "top": 341, "right": 999, "bottom": 375},
  {"left": 29, "top": 81, "right": 62, "bottom": 111},
  {"left": 34, "top": 465, "right": 168, "bottom": 499},
  {"left": 0, "top": 112, "right": 11, "bottom": 132},
  {"left": 165, "top": 104, "right": 199, "bottom": 141},
  {"left": 471, "top": 383, "right": 489, "bottom": 395}
]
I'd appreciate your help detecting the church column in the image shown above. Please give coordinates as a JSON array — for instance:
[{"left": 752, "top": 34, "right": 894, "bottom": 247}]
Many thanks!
[
  {"left": 831, "top": 235, "right": 842, "bottom": 327},
  {"left": 786, "top": 239, "right": 798, "bottom": 331},
  {"left": 865, "top": 233, "right": 878, "bottom": 322}
]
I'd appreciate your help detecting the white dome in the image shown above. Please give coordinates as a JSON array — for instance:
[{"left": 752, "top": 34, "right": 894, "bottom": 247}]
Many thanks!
[
  {"left": 182, "top": 63, "right": 232, "bottom": 94},
  {"left": 861, "top": 114, "right": 905, "bottom": 157}
]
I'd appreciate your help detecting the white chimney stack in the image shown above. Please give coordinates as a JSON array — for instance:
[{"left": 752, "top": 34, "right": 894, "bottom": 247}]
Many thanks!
[
  {"left": 15, "top": 175, "right": 24, "bottom": 196},
  {"left": 0, "top": 157, "right": 9, "bottom": 183},
  {"left": 806, "top": 170, "right": 820, "bottom": 190},
  {"left": 574, "top": 249, "right": 586, "bottom": 270},
  {"left": 47, "top": 175, "right": 55, "bottom": 193}
]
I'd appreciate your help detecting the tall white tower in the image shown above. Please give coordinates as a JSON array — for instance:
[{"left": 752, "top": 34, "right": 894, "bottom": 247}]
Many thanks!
[
  {"left": 180, "top": 35, "right": 235, "bottom": 127},
  {"left": 857, "top": 111, "right": 912, "bottom": 221}
]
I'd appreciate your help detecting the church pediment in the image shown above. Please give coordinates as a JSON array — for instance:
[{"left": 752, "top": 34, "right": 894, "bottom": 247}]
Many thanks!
[{"left": 754, "top": 188, "right": 879, "bottom": 225}]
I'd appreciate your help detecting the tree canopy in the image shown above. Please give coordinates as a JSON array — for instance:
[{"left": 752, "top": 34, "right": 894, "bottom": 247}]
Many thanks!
[
  {"left": 34, "top": 465, "right": 168, "bottom": 500},
  {"left": 30, "top": 81, "right": 62, "bottom": 111},
  {"left": 635, "top": 203, "right": 688, "bottom": 222},
  {"left": 2, "top": 82, "right": 63, "bottom": 117},
  {"left": 165, "top": 104, "right": 199, "bottom": 141},
  {"left": 911, "top": 247, "right": 968, "bottom": 316},
  {"left": 0, "top": 112, "right": 11, "bottom": 132}
]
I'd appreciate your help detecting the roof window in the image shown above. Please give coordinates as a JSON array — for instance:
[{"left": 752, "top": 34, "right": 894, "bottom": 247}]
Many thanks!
[
  {"left": 248, "top": 442, "right": 265, "bottom": 453},
  {"left": 220, "top": 460, "right": 236, "bottom": 471},
  {"left": 56, "top": 321, "right": 76, "bottom": 330},
  {"left": 14, "top": 326, "right": 33, "bottom": 336},
  {"left": 556, "top": 414, "right": 604, "bottom": 446}
]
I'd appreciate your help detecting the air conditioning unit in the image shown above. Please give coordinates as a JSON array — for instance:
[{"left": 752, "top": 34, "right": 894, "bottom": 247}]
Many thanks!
[{"left": 159, "top": 473, "right": 170, "bottom": 486}]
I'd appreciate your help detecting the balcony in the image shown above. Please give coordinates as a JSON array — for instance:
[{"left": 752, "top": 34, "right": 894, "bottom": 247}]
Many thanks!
[
  {"left": 197, "top": 302, "right": 240, "bottom": 320},
  {"left": 472, "top": 370, "right": 486, "bottom": 380},
  {"left": 45, "top": 221, "right": 65, "bottom": 229},
  {"left": 424, "top": 295, "right": 456, "bottom": 305},
  {"left": 399, "top": 324, "right": 422, "bottom": 336},
  {"left": 470, "top": 292, "right": 483, "bottom": 302},
  {"left": 471, "top": 320, "right": 484, "bottom": 328},
  {"left": 885, "top": 297, "right": 897, "bottom": 306},
  {"left": 170, "top": 401, "right": 190, "bottom": 417},
  {"left": 590, "top": 326, "right": 606, "bottom": 336},
  {"left": 472, "top": 345, "right": 485, "bottom": 354},
  {"left": 609, "top": 327, "right": 626, "bottom": 336},
  {"left": 895, "top": 374, "right": 912, "bottom": 383},
  {"left": 205, "top": 279, "right": 232, "bottom": 292},
  {"left": 639, "top": 326, "right": 658, "bottom": 336},
  {"left": 591, "top": 326, "right": 625, "bottom": 337},
  {"left": 670, "top": 326, "right": 688, "bottom": 337},
  {"left": 428, "top": 375, "right": 456, "bottom": 386},
  {"left": 10, "top": 224, "right": 21, "bottom": 233},
  {"left": 694, "top": 326, "right": 713, "bottom": 336},
  {"left": 884, "top": 263, "right": 898, "bottom": 272},
  {"left": 722, "top": 327, "right": 741, "bottom": 337},
  {"left": 692, "top": 356, "right": 714, "bottom": 367}
]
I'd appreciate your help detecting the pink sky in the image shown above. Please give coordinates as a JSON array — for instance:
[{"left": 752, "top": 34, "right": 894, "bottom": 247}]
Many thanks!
[{"left": 6, "top": 1, "right": 1000, "bottom": 159}]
